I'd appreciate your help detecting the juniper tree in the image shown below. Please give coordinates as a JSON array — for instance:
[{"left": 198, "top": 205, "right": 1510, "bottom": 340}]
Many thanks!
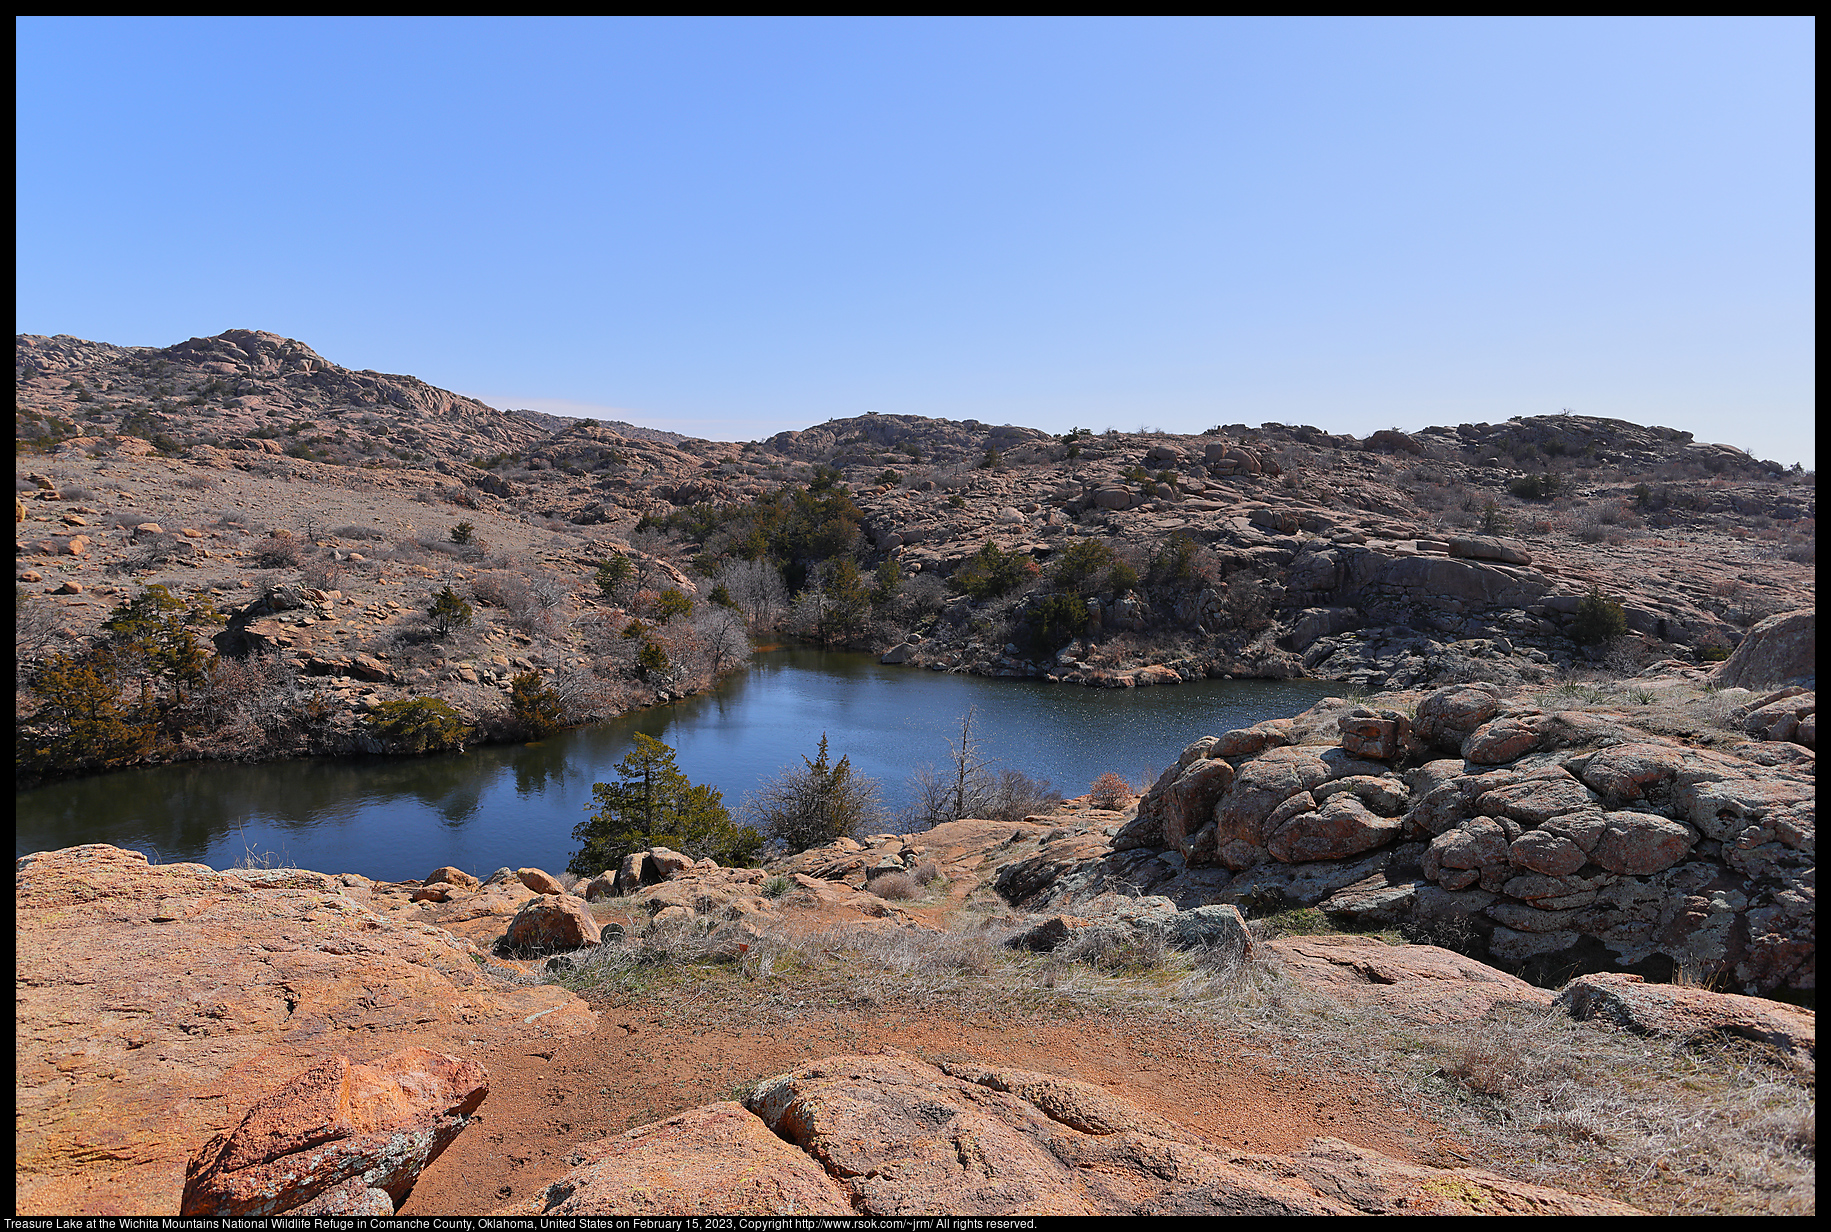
[
  {"left": 569, "top": 733, "right": 761, "bottom": 874},
  {"left": 744, "top": 733, "right": 883, "bottom": 854}
]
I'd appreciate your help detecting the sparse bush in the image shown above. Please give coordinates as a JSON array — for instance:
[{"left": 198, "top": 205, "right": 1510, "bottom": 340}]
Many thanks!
[
  {"left": 760, "top": 873, "right": 793, "bottom": 898},
  {"left": 911, "top": 861, "right": 941, "bottom": 887},
  {"left": 253, "top": 535, "right": 302, "bottom": 569},
  {"left": 743, "top": 733, "right": 883, "bottom": 854},
  {"left": 299, "top": 556, "right": 343, "bottom": 591},
  {"left": 472, "top": 569, "right": 534, "bottom": 612}
]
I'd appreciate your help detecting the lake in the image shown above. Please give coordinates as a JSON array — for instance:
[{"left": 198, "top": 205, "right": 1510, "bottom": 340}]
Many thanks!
[{"left": 14, "top": 649, "right": 1343, "bottom": 882}]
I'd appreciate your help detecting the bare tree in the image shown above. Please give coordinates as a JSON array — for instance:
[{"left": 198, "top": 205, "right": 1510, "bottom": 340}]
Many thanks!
[
  {"left": 695, "top": 604, "right": 751, "bottom": 672},
  {"left": 901, "top": 706, "right": 1059, "bottom": 830},
  {"left": 717, "top": 558, "right": 787, "bottom": 629},
  {"left": 944, "top": 705, "right": 994, "bottom": 824}
]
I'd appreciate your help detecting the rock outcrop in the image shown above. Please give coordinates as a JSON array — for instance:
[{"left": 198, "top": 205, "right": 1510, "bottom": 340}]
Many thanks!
[
  {"left": 180, "top": 1048, "right": 488, "bottom": 1216},
  {"left": 1003, "top": 686, "right": 1815, "bottom": 997},
  {"left": 15, "top": 845, "right": 593, "bottom": 1216},
  {"left": 506, "top": 1050, "right": 1645, "bottom": 1216},
  {"left": 1555, "top": 972, "right": 1814, "bottom": 1072}
]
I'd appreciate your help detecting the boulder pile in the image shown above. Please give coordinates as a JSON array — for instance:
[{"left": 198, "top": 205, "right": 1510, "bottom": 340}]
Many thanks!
[{"left": 1006, "top": 683, "right": 1814, "bottom": 996}]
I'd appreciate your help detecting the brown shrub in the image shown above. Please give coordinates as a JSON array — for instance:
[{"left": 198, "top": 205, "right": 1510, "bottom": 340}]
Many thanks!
[
  {"left": 1089, "top": 772, "right": 1130, "bottom": 810},
  {"left": 253, "top": 535, "right": 302, "bottom": 568},
  {"left": 871, "top": 871, "right": 919, "bottom": 900},
  {"left": 911, "top": 861, "right": 941, "bottom": 886}
]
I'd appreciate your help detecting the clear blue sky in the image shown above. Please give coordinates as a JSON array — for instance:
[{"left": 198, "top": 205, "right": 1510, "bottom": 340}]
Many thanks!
[{"left": 16, "top": 17, "right": 1815, "bottom": 465}]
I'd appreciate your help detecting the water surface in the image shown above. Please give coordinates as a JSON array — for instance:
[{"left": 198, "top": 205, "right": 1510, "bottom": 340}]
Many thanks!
[{"left": 16, "top": 650, "right": 1340, "bottom": 881}]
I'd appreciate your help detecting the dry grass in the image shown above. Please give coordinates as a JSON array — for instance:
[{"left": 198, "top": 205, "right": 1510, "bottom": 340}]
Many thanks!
[{"left": 545, "top": 917, "right": 1813, "bottom": 1215}]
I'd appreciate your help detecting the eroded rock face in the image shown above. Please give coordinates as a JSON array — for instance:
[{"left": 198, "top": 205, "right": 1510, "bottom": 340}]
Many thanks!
[
  {"left": 510, "top": 1051, "right": 1644, "bottom": 1216},
  {"left": 509, "top": 1102, "right": 854, "bottom": 1215},
  {"left": 15, "top": 844, "right": 593, "bottom": 1216},
  {"left": 181, "top": 1048, "right": 487, "bottom": 1215},
  {"left": 1013, "top": 684, "right": 1816, "bottom": 996}
]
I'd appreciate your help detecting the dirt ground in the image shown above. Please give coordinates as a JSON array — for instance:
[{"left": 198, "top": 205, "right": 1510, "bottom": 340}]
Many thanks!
[{"left": 400, "top": 993, "right": 1468, "bottom": 1215}]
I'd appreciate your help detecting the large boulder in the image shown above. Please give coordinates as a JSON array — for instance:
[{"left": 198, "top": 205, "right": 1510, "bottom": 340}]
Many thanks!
[
  {"left": 1711, "top": 609, "right": 1814, "bottom": 690},
  {"left": 516, "top": 867, "right": 567, "bottom": 895},
  {"left": 1210, "top": 746, "right": 1386, "bottom": 869},
  {"left": 504, "top": 894, "right": 602, "bottom": 951},
  {"left": 1337, "top": 708, "right": 1412, "bottom": 761},
  {"left": 1267, "top": 792, "right": 1403, "bottom": 863},
  {"left": 503, "top": 1102, "right": 854, "bottom": 1215},
  {"left": 1132, "top": 756, "right": 1234, "bottom": 856},
  {"left": 181, "top": 1048, "right": 487, "bottom": 1215},
  {"left": 424, "top": 866, "right": 479, "bottom": 890},
  {"left": 1413, "top": 684, "right": 1502, "bottom": 753}
]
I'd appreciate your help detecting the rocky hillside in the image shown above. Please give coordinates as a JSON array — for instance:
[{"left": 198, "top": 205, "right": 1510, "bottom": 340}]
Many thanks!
[{"left": 15, "top": 328, "right": 1815, "bottom": 785}]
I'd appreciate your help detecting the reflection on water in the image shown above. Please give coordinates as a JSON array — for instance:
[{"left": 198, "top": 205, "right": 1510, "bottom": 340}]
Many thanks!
[{"left": 16, "top": 649, "right": 1342, "bottom": 882}]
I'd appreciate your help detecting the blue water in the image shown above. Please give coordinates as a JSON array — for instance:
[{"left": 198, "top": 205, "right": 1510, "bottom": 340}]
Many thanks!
[{"left": 15, "top": 649, "right": 1339, "bottom": 882}]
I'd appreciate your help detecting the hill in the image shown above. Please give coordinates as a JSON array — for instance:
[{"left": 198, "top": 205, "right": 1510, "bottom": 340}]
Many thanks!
[{"left": 15, "top": 328, "right": 1814, "bottom": 787}]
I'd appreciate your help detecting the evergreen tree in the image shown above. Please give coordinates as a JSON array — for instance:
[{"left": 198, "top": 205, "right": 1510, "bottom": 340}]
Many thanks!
[
  {"left": 1571, "top": 586, "right": 1629, "bottom": 647},
  {"left": 744, "top": 733, "right": 882, "bottom": 853},
  {"left": 595, "top": 555, "right": 635, "bottom": 603},
  {"left": 569, "top": 733, "right": 761, "bottom": 874},
  {"left": 870, "top": 557, "right": 902, "bottom": 609},
  {"left": 427, "top": 586, "right": 473, "bottom": 637},
  {"left": 509, "top": 671, "right": 566, "bottom": 738},
  {"left": 818, "top": 558, "right": 872, "bottom": 643}
]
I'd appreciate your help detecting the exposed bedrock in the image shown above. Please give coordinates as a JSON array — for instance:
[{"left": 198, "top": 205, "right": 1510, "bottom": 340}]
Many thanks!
[
  {"left": 1000, "top": 686, "right": 1815, "bottom": 997},
  {"left": 503, "top": 1050, "right": 1645, "bottom": 1216}
]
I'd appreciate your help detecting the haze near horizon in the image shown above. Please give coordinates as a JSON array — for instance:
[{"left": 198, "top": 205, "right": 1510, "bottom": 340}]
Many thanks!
[{"left": 14, "top": 17, "right": 1815, "bottom": 466}]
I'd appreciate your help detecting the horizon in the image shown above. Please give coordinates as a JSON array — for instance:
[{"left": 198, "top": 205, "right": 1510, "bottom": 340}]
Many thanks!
[{"left": 16, "top": 17, "right": 1815, "bottom": 466}]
